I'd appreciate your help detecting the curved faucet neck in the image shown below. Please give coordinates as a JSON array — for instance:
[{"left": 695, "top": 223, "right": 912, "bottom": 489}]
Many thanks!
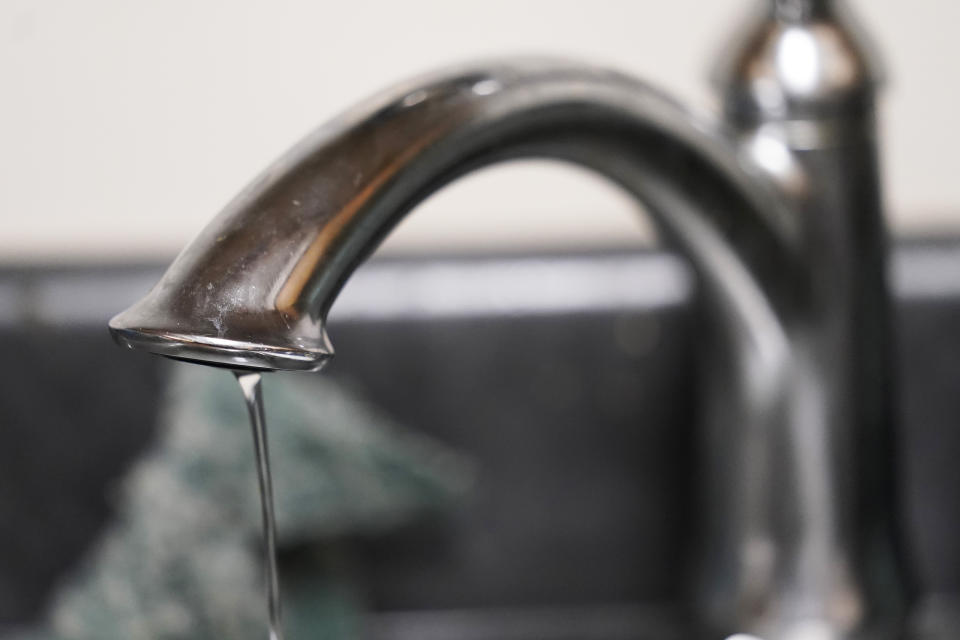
[{"left": 110, "top": 60, "right": 803, "bottom": 374}]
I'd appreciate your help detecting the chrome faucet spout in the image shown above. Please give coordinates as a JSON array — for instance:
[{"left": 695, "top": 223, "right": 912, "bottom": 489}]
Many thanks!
[
  {"left": 108, "top": 5, "right": 909, "bottom": 636},
  {"left": 109, "top": 61, "right": 801, "bottom": 373}
]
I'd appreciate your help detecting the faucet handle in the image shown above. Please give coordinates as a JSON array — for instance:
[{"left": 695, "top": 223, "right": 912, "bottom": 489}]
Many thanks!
[{"left": 714, "top": 0, "right": 883, "bottom": 124}]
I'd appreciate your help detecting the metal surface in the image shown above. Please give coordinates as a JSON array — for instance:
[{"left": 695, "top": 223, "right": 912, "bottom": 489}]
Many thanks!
[
  {"left": 109, "top": 2, "right": 908, "bottom": 638},
  {"left": 710, "top": 3, "right": 909, "bottom": 639},
  {"left": 714, "top": 0, "right": 882, "bottom": 123},
  {"left": 109, "top": 59, "right": 801, "bottom": 374}
]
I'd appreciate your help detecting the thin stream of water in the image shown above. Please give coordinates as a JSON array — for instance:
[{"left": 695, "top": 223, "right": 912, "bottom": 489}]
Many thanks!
[{"left": 234, "top": 371, "right": 285, "bottom": 640}]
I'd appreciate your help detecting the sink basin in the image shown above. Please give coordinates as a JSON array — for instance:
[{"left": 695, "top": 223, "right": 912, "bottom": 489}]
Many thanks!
[{"left": 1, "top": 239, "right": 958, "bottom": 637}]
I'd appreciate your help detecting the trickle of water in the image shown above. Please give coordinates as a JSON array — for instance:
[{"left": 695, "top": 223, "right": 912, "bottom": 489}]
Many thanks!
[{"left": 234, "top": 371, "right": 285, "bottom": 640}]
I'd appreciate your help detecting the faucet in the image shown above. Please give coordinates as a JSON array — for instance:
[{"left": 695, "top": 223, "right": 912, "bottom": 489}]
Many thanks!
[{"left": 108, "top": 0, "right": 911, "bottom": 637}]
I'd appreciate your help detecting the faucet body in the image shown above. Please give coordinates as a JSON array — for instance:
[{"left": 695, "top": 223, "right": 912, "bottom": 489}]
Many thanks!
[
  {"left": 700, "top": 1, "right": 910, "bottom": 637},
  {"left": 109, "top": 2, "right": 909, "bottom": 638}
]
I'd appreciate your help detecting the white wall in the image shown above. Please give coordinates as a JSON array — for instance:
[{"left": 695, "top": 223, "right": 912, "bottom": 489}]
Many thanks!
[{"left": 1, "top": 0, "right": 958, "bottom": 261}]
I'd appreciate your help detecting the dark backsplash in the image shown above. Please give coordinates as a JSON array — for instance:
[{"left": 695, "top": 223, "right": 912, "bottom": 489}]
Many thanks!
[{"left": 1, "top": 243, "right": 959, "bottom": 625}]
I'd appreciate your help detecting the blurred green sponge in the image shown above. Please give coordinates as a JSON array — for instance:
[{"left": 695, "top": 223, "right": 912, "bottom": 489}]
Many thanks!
[{"left": 14, "top": 364, "right": 472, "bottom": 640}]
